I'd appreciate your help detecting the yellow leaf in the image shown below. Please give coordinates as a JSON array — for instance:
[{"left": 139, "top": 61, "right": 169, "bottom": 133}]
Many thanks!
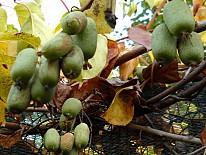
[
  {"left": 0, "top": 54, "right": 15, "bottom": 101},
  {"left": 148, "top": 50, "right": 154, "bottom": 62},
  {"left": 200, "top": 30, "right": 206, "bottom": 44},
  {"left": 0, "top": 42, "right": 8, "bottom": 54},
  {"left": 101, "top": 87, "right": 135, "bottom": 126},
  {"left": 80, "top": 0, "right": 114, "bottom": 34},
  {"left": 0, "top": 100, "right": 6, "bottom": 126},
  {"left": 0, "top": 32, "right": 41, "bottom": 50},
  {"left": 0, "top": 54, "right": 15, "bottom": 126}
]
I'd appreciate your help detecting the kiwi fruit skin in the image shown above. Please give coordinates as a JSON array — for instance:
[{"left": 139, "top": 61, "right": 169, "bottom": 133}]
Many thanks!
[
  {"left": 163, "top": 0, "right": 195, "bottom": 36},
  {"left": 62, "top": 11, "right": 87, "bottom": 35},
  {"left": 10, "top": 48, "right": 38, "bottom": 87},
  {"left": 39, "top": 56, "right": 60, "bottom": 89},
  {"left": 71, "top": 17, "right": 97, "bottom": 61},
  {"left": 42, "top": 32, "right": 73, "bottom": 61},
  {"left": 178, "top": 32, "right": 204, "bottom": 66},
  {"left": 61, "top": 45, "right": 84, "bottom": 79},
  {"left": 152, "top": 23, "right": 177, "bottom": 64},
  {"left": 7, "top": 84, "right": 31, "bottom": 114}
]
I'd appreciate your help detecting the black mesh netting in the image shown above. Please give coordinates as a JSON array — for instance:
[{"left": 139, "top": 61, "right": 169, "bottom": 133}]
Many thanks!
[{"left": 1, "top": 82, "right": 206, "bottom": 154}]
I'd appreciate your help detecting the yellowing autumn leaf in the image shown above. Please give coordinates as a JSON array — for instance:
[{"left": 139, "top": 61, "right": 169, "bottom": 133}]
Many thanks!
[
  {"left": 0, "top": 100, "right": 6, "bottom": 126},
  {"left": 0, "top": 54, "right": 15, "bottom": 126},
  {"left": 0, "top": 32, "right": 41, "bottom": 50},
  {"left": 0, "top": 7, "right": 7, "bottom": 32},
  {"left": 120, "top": 46, "right": 139, "bottom": 81},
  {"left": 101, "top": 87, "right": 135, "bottom": 126},
  {"left": 80, "top": 0, "right": 114, "bottom": 34},
  {"left": 200, "top": 31, "right": 206, "bottom": 44},
  {"left": 0, "top": 42, "right": 8, "bottom": 54}
]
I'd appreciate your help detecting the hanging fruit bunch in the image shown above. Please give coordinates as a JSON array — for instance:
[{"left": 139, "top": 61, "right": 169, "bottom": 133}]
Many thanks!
[{"left": 152, "top": 0, "right": 204, "bottom": 66}]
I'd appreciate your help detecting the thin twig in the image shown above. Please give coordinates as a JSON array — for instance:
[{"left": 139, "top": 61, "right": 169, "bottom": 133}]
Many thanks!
[
  {"left": 128, "top": 123, "right": 202, "bottom": 144},
  {"left": 146, "top": 0, "right": 168, "bottom": 30},
  {"left": 60, "top": 0, "right": 70, "bottom": 13},
  {"left": 146, "top": 60, "right": 206, "bottom": 105},
  {"left": 188, "top": 146, "right": 206, "bottom": 155}
]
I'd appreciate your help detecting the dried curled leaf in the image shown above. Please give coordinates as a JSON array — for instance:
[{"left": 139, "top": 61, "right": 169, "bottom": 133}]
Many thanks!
[
  {"left": 101, "top": 87, "right": 135, "bottom": 126},
  {"left": 0, "top": 129, "right": 23, "bottom": 148}
]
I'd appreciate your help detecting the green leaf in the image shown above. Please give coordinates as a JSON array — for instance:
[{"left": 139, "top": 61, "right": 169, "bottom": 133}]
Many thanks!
[
  {"left": 20, "top": 13, "right": 54, "bottom": 45},
  {"left": 0, "top": 7, "right": 7, "bottom": 32},
  {"left": 7, "top": 25, "right": 19, "bottom": 33},
  {"left": 14, "top": 2, "right": 45, "bottom": 27},
  {"left": 127, "top": 1, "right": 137, "bottom": 17},
  {"left": 82, "top": 34, "right": 108, "bottom": 79},
  {"left": 0, "top": 32, "right": 40, "bottom": 49}
]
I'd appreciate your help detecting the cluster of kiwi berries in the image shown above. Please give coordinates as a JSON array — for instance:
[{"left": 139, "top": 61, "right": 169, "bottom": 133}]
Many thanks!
[
  {"left": 152, "top": 0, "right": 204, "bottom": 66},
  {"left": 44, "top": 98, "right": 90, "bottom": 154},
  {"left": 6, "top": 10, "right": 97, "bottom": 114}
]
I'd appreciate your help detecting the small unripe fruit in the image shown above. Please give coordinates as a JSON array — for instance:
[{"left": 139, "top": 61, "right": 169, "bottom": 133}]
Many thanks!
[
  {"left": 178, "top": 32, "right": 204, "bottom": 66},
  {"left": 62, "top": 98, "right": 82, "bottom": 119},
  {"left": 44, "top": 128, "right": 60, "bottom": 152},
  {"left": 74, "top": 123, "right": 90, "bottom": 149},
  {"left": 59, "top": 114, "right": 74, "bottom": 131},
  {"left": 152, "top": 23, "right": 177, "bottom": 64},
  {"left": 61, "top": 45, "right": 84, "bottom": 79},
  {"left": 62, "top": 11, "right": 87, "bottom": 35},
  {"left": 60, "top": 132, "right": 74, "bottom": 154},
  {"left": 42, "top": 32, "right": 73, "bottom": 60},
  {"left": 163, "top": 0, "right": 195, "bottom": 36},
  {"left": 10, "top": 48, "right": 38, "bottom": 87},
  {"left": 71, "top": 17, "right": 97, "bottom": 61},
  {"left": 39, "top": 56, "right": 60, "bottom": 89},
  {"left": 7, "top": 84, "right": 31, "bottom": 114},
  {"left": 31, "top": 65, "right": 57, "bottom": 104}
]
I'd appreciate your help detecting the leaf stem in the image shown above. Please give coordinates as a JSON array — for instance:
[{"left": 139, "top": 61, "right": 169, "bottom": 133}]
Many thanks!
[{"left": 60, "top": 0, "right": 70, "bottom": 13}]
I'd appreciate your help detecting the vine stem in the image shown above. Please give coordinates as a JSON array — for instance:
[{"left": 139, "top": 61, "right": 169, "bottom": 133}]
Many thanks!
[
  {"left": 146, "top": 60, "right": 206, "bottom": 105},
  {"left": 60, "top": 0, "right": 70, "bottom": 13},
  {"left": 128, "top": 123, "right": 202, "bottom": 144}
]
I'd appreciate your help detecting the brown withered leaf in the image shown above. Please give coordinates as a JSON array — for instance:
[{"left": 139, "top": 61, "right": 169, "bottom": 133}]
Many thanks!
[
  {"left": 0, "top": 129, "right": 22, "bottom": 148},
  {"left": 128, "top": 24, "right": 152, "bottom": 50},
  {"left": 143, "top": 60, "right": 181, "bottom": 83},
  {"left": 101, "top": 87, "right": 135, "bottom": 126},
  {"left": 107, "top": 76, "right": 139, "bottom": 87},
  {"left": 100, "top": 39, "right": 120, "bottom": 78},
  {"left": 71, "top": 76, "right": 116, "bottom": 103},
  {"left": 200, "top": 124, "right": 206, "bottom": 145},
  {"left": 120, "top": 48, "right": 139, "bottom": 81},
  {"left": 52, "top": 82, "right": 72, "bottom": 110},
  {"left": 193, "top": 0, "right": 205, "bottom": 16}
]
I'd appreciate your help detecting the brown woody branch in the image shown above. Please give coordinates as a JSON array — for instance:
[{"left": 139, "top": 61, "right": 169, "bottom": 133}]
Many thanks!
[
  {"left": 115, "top": 20, "right": 206, "bottom": 67},
  {"left": 154, "top": 74, "right": 206, "bottom": 110},
  {"left": 128, "top": 123, "right": 202, "bottom": 145},
  {"left": 146, "top": 60, "right": 206, "bottom": 105}
]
